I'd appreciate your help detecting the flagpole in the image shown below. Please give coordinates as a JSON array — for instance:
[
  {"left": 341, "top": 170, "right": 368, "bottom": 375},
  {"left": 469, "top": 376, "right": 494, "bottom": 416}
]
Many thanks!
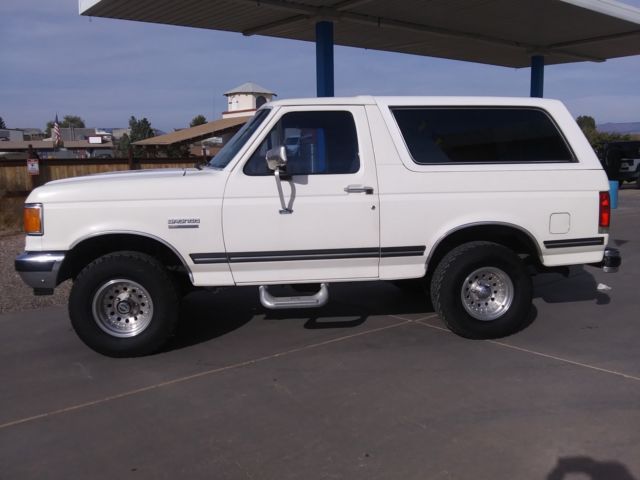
[{"left": 53, "top": 113, "right": 62, "bottom": 156}]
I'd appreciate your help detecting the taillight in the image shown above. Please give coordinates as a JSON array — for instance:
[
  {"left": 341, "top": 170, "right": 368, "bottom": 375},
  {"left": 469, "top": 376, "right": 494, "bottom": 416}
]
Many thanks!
[
  {"left": 24, "top": 203, "right": 43, "bottom": 235},
  {"left": 599, "top": 191, "right": 610, "bottom": 231}
]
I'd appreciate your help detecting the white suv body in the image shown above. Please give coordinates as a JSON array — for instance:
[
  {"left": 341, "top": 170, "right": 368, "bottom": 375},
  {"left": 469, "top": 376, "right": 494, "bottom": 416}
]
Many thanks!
[{"left": 16, "top": 96, "right": 620, "bottom": 356}]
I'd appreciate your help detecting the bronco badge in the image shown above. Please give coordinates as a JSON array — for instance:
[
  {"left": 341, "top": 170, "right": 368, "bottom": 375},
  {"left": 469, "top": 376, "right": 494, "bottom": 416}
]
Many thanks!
[{"left": 168, "top": 218, "right": 200, "bottom": 229}]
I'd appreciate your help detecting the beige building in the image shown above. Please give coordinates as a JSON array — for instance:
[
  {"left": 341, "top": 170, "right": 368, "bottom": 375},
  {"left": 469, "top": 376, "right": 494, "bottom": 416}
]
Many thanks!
[
  {"left": 134, "top": 83, "right": 277, "bottom": 157},
  {"left": 222, "top": 82, "right": 276, "bottom": 119}
]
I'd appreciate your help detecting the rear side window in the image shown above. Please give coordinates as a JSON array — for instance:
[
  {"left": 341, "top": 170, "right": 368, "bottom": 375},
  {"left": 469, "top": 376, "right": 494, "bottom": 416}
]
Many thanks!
[
  {"left": 244, "top": 111, "right": 359, "bottom": 176},
  {"left": 391, "top": 107, "right": 574, "bottom": 164}
]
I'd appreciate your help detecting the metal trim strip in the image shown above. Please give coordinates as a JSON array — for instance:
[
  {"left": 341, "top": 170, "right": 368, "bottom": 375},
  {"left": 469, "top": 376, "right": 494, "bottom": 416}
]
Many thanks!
[
  {"left": 381, "top": 246, "right": 426, "bottom": 258},
  {"left": 544, "top": 237, "right": 605, "bottom": 249},
  {"left": 15, "top": 251, "right": 66, "bottom": 272},
  {"left": 190, "top": 253, "right": 228, "bottom": 264},
  {"left": 190, "top": 246, "right": 426, "bottom": 264}
]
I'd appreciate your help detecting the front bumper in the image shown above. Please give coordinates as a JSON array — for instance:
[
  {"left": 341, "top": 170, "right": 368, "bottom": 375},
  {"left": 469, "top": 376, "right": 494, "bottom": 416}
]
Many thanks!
[
  {"left": 590, "top": 247, "right": 621, "bottom": 273},
  {"left": 15, "top": 251, "right": 66, "bottom": 295}
]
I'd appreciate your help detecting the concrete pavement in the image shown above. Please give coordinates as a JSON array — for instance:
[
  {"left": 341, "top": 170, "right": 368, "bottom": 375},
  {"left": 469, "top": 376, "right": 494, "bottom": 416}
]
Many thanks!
[{"left": 1, "top": 188, "right": 639, "bottom": 480}]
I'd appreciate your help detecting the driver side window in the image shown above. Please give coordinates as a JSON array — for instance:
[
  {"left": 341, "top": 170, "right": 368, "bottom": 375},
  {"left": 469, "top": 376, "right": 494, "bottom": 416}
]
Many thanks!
[{"left": 243, "top": 110, "right": 359, "bottom": 176}]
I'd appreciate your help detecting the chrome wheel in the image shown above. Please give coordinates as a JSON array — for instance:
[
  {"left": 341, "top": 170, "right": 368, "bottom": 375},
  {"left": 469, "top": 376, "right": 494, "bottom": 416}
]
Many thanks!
[
  {"left": 461, "top": 267, "right": 513, "bottom": 321},
  {"left": 92, "top": 279, "right": 154, "bottom": 338}
]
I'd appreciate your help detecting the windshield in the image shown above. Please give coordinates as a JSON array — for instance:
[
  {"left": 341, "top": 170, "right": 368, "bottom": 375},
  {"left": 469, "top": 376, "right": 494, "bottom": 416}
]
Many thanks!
[{"left": 208, "top": 109, "right": 271, "bottom": 169}]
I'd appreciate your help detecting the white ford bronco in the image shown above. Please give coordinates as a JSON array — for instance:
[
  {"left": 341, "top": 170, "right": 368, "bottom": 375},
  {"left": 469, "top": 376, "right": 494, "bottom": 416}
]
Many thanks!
[{"left": 16, "top": 96, "right": 621, "bottom": 356}]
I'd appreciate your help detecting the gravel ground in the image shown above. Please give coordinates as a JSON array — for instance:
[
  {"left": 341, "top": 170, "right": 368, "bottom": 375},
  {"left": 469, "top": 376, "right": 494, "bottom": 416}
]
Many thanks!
[{"left": 0, "top": 232, "right": 71, "bottom": 314}]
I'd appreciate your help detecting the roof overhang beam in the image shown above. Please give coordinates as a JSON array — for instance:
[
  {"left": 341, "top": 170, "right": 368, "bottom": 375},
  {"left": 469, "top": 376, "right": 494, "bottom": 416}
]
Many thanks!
[
  {"left": 548, "top": 27, "right": 640, "bottom": 49},
  {"left": 241, "top": 0, "right": 592, "bottom": 61},
  {"left": 241, "top": 0, "right": 375, "bottom": 35},
  {"left": 241, "top": 0, "right": 529, "bottom": 50},
  {"left": 244, "top": 7, "right": 611, "bottom": 64},
  {"left": 527, "top": 47, "right": 605, "bottom": 63}
]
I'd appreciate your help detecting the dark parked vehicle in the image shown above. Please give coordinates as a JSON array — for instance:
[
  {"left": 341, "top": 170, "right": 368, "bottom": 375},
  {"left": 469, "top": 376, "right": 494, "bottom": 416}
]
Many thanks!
[{"left": 598, "top": 141, "right": 640, "bottom": 187}]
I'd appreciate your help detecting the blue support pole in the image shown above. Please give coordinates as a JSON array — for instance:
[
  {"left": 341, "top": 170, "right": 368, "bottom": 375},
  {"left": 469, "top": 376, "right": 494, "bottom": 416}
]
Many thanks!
[
  {"left": 316, "top": 21, "right": 334, "bottom": 97},
  {"left": 530, "top": 55, "right": 545, "bottom": 98}
]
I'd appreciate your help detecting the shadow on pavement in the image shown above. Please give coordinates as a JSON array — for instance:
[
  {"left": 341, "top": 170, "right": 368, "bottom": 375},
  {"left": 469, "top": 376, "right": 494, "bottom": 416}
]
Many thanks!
[
  {"left": 164, "top": 263, "right": 610, "bottom": 351},
  {"left": 165, "top": 281, "right": 433, "bottom": 350},
  {"left": 547, "top": 456, "right": 637, "bottom": 480},
  {"left": 262, "top": 281, "right": 432, "bottom": 323},
  {"left": 533, "top": 266, "right": 610, "bottom": 305},
  {"left": 166, "top": 287, "right": 257, "bottom": 351}
]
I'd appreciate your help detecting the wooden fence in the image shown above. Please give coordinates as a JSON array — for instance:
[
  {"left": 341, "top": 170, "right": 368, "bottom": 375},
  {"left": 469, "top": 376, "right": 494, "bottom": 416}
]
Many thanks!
[{"left": 0, "top": 157, "right": 197, "bottom": 197}]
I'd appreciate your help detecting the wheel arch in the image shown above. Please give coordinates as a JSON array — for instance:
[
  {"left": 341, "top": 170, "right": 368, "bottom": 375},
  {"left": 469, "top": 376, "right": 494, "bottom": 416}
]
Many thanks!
[
  {"left": 426, "top": 222, "right": 541, "bottom": 277},
  {"left": 58, "top": 231, "right": 192, "bottom": 284}
]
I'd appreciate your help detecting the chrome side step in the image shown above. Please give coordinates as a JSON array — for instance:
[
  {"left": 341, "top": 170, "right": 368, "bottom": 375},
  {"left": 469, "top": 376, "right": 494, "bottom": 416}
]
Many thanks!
[{"left": 259, "top": 283, "right": 329, "bottom": 310}]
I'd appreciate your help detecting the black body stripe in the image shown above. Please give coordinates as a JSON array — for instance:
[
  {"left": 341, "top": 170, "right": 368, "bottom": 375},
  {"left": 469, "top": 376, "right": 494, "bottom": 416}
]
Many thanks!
[
  {"left": 544, "top": 237, "right": 605, "bottom": 249},
  {"left": 229, "top": 248, "right": 379, "bottom": 263},
  {"left": 189, "top": 246, "right": 425, "bottom": 264},
  {"left": 190, "top": 253, "right": 228, "bottom": 264},
  {"left": 381, "top": 246, "right": 426, "bottom": 258}
]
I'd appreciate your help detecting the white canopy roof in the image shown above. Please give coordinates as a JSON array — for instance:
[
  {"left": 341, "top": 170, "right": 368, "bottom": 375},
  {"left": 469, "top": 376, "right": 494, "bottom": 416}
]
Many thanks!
[{"left": 79, "top": 0, "right": 640, "bottom": 68}]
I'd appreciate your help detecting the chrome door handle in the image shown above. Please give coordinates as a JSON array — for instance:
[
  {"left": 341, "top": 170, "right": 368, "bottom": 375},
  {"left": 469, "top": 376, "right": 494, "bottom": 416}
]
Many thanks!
[{"left": 344, "top": 185, "right": 374, "bottom": 194}]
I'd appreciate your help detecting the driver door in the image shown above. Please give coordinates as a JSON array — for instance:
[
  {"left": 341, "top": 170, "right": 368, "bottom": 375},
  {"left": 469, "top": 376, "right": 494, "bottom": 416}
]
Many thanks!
[{"left": 222, "top": 106, "right": 380, "bottom": 284}]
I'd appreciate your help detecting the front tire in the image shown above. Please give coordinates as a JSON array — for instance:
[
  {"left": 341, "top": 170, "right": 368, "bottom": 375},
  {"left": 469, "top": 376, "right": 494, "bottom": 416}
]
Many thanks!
[
  {"left": 430, "top": 242, "right": 532, "bottom": 339},
  {"left": 69, "top": 251, "right": 179, "bottom": 357}
]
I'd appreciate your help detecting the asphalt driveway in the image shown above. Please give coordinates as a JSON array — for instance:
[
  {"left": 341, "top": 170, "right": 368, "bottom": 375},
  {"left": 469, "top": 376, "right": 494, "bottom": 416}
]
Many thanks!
[{"left": 1, "top": 188, "right": 639, "bottom": 480}]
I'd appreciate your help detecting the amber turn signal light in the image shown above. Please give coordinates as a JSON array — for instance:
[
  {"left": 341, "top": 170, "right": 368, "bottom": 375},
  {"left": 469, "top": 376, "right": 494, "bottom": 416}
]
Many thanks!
[{"left": 24, "top": 203, "right": 43, "bottom": 235}]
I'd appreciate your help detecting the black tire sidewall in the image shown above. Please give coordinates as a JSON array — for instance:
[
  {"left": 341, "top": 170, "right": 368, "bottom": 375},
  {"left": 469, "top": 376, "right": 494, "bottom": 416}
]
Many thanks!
[
  {"left": 69, "top": 252, "right": 178, "bottom": 357},
  {"left": 434, "top": 243, "right": 532, "bottom": 339}
]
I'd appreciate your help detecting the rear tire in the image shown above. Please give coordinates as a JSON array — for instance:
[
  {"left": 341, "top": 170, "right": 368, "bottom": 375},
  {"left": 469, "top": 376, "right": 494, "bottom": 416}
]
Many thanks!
[
  {"left": 430, "top": 241, "right": 532, "bottom": 339},
  {"left": 69, "top": 251, "right": 179, "bottom": 357}
]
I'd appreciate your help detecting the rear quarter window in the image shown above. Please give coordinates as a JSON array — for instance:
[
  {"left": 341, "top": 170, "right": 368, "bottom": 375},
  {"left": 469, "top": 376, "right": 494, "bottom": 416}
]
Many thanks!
[{"left": 391, "top": 107, "right": 575, "bottom": 164}]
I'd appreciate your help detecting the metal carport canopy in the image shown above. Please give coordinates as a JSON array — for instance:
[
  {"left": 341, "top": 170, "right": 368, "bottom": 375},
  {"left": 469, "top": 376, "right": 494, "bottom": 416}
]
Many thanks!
[{"left": 79, "top": 0, "right": 640, "bottom": 96}]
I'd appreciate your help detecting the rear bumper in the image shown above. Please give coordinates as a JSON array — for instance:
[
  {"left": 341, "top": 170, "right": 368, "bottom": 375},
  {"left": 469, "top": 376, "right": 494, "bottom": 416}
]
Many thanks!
[
  {"left": 590, "top": 247, "right": 621, "bottom": 273},
  {"left": 14, "top": 251, "right": 66, "bottom": 294}
]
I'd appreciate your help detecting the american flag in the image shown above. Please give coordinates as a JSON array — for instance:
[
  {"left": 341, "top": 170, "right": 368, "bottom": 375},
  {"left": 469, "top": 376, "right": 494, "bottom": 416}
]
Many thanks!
[{"left": 53, "top": 114, "right": 62, "bottom": 147}]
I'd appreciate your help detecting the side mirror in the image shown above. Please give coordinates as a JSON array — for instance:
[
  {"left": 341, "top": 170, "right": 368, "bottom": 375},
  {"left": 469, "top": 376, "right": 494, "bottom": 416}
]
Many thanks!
[
  {"left": 266, "top": 145, "right": 293, "bottom": 214},
  {"left": 266, "top": 146, "right": 288, "bottom": 172}
]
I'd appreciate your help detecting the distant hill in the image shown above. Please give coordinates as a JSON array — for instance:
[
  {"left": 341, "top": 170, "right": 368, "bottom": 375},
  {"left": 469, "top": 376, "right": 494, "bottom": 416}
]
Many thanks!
[{"left": 597, "top": 122, "right": 640, "bottom": 135}]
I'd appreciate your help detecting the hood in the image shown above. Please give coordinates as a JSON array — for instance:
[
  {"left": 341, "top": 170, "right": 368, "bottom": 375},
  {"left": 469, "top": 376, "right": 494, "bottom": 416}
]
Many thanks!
[
  {"left": 46, "top": 167, "right": 190, "bottom": 186},
  {"left": 28, "top": 167, "right": 227, "bottom": 204}
]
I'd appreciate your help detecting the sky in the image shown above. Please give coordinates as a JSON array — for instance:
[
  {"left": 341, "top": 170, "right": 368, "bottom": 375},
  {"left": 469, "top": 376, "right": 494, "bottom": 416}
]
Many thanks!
[{"left": 1, "top": 0, "right": 640, "bottom": 133}]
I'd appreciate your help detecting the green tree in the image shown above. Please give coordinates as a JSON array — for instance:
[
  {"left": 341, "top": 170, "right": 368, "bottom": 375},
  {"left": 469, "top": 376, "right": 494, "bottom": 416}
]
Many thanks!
[
  {"left": 163, "top": 144, "right": 190, "bottom": 159},
  {"left": 190, "top": 114, "right": 207, "bottom": 127},
  {"left": 0, "top": 117, "right": 6, "bottom": 129},
  {"left": 116, "top": 133, "right": 132, "bottom": 157},
  {"left": 128, "top": 116, "right": 155, "bottom": 157},
  {"left": 129, "top": 116, "right": 154, "bottom": 142},
  {"left": 595, "top": 131, "right": 632, "bottom": 145},
  {"left": 576, "top": 115, "right": 598, "bottom": 146},
  {"left": 576, "top": 114, "right": 630, "bottom": 148},
  {"left": 576, "top": 115, "right": 596, "bottom": 131},
  {"left": 45, "top": 114, "right": 86, "bottom": 136},
  {"left": 62, "top": 115, "right": 85, "bottom": 128}
]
